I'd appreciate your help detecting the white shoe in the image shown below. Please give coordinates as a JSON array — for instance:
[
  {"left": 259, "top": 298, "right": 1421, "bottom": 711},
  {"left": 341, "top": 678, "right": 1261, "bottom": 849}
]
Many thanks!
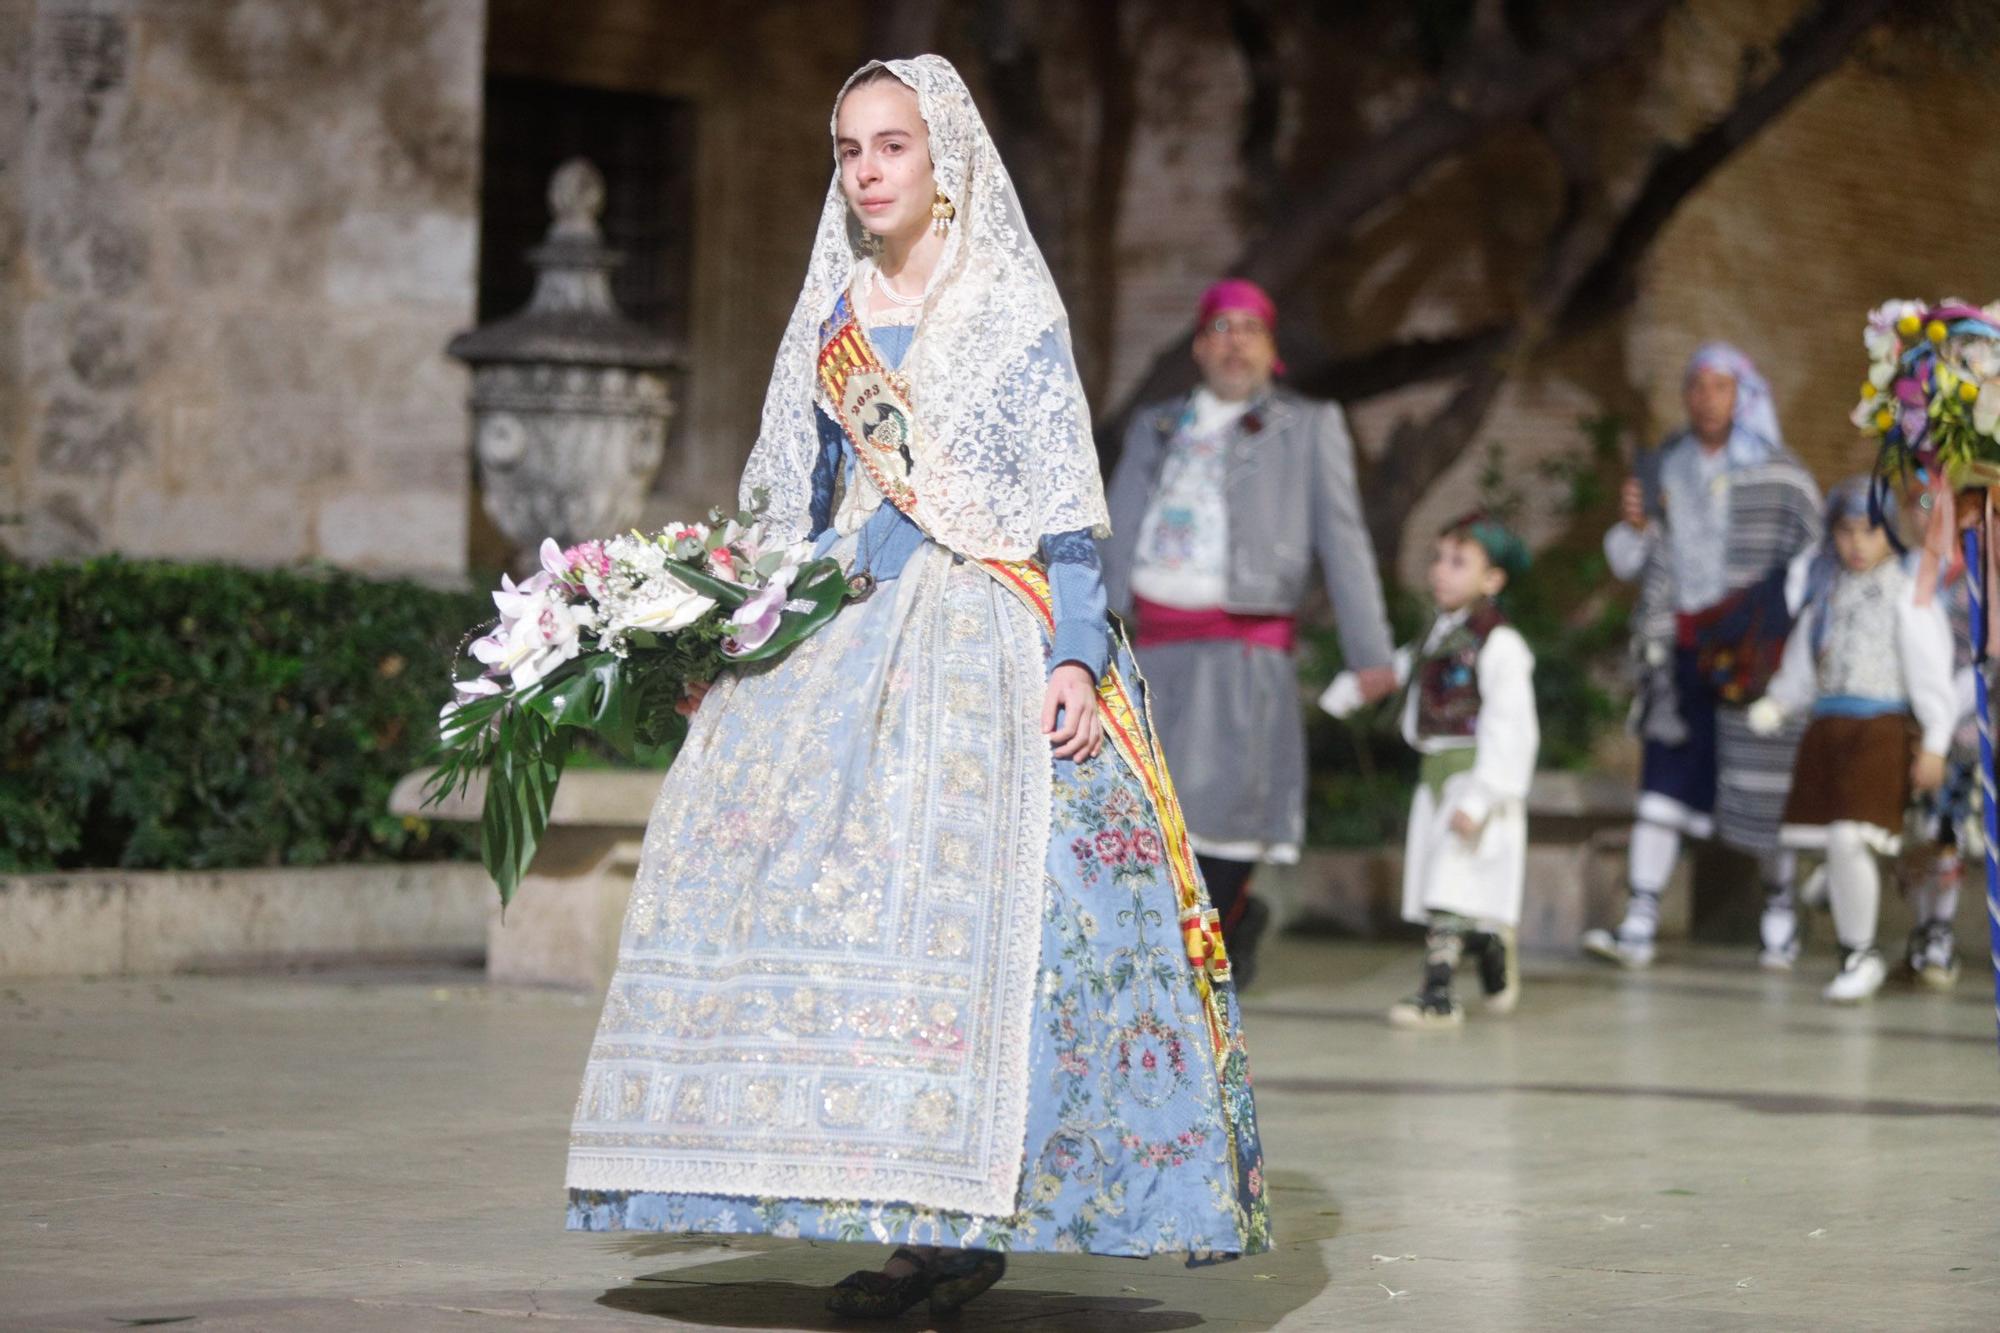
[
  {"left": 1909, "top": 921, "right": 1961, "bottom": 990},
  {"left": 1823, "top": 948, "right": 1886, "bottom": 1004},
  {"left": 1581, "top": 927, "right": 1655, "bottom": 969},
  {"left": 1758, "top": 905, "right": 1802, "bottom": 972}
]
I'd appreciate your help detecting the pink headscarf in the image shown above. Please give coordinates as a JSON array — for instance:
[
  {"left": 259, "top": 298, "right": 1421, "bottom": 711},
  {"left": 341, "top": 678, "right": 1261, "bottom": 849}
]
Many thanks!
[{"left": 1197, "top": 279, "right": 1286, "bottom": 375}]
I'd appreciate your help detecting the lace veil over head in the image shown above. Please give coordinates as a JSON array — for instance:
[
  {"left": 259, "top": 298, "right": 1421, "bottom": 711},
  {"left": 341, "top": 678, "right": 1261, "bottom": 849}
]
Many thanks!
[{"left": 738, "top": 55, "right": 1111, "bottom": 561}]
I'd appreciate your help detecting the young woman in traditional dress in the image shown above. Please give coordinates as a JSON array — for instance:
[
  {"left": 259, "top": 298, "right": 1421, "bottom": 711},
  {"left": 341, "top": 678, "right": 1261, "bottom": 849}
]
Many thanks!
[{"left": 563, "top": 56, "right": 1269, "bottom": 1319}]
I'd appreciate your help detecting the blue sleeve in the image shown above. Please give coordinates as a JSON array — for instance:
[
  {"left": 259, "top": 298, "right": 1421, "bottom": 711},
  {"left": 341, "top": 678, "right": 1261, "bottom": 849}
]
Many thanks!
[
  {"left": 808, "top": 410, "right": 844, "bottom": 539},
  {"left": 1042, "top": 528, "right": 1109, "bottom": 681}
]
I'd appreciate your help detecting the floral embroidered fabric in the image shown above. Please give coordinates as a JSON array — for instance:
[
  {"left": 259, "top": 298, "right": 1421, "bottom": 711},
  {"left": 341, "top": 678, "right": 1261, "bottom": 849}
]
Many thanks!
[{"left": 568, "top": 582, "right": 1269, "bottom": 1259}]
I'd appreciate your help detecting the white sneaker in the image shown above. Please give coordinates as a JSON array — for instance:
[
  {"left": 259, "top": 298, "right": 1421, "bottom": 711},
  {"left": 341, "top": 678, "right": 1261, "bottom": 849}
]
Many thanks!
[
  {"left": 1758, "top": 905, "right": 1802, "bottom": 972},
  {"left": 1909, "top": 922, "right": 1961, "bottom": 990},
  {"left": 1823, "top": 948, "right": 1886, "bottom": 1004},
  {"left": 1581, "top": 927, "right": 1655, "bottom": 969}
]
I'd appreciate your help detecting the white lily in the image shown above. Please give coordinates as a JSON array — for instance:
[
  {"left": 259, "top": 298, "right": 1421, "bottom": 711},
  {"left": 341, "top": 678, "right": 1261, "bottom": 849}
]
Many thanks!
[
  {"left": 492, "top": 570, "right": 551, "bottom": 623},
  {"left": 438, "top": 676, "right": 503, "bottom": 738},
  {"left": 1975, "top": 383, "right": 2000, "bottom": 438},
  {"left": 611, "top": 578, "right": 716, "bottom": 635}
]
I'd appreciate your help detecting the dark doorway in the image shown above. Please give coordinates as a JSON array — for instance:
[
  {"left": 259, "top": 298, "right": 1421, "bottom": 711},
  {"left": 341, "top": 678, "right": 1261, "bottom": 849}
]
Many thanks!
[{"left": 476, "top": 73, "right": 694, "bottom": 343}]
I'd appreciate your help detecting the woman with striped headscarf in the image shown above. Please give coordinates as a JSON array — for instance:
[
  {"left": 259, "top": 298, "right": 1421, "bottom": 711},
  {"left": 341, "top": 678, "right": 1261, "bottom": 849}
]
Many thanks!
[{"left": 1586, "top": 343, "right": 1823, "bottom": 969}]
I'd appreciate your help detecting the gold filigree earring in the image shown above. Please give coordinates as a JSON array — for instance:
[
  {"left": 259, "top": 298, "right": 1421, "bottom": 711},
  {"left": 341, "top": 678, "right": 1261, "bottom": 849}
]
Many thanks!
[{"left": 930, "top": 189, "right": 956, "bottom": 235}]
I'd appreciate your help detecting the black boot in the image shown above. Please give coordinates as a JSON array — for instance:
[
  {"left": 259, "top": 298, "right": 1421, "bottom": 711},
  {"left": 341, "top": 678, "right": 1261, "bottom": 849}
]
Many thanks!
[
  {"left": 1388, "top": 925, "right": 1464, "bottom": 1028},
  {"left": 1468, "top": 926, "right": 1519, "bottom": 1013}
]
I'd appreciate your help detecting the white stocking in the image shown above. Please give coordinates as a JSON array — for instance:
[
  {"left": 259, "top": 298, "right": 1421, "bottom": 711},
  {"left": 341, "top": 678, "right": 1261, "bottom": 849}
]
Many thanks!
[
  {"left": 1931, "top": 851, "right": 1962, "bottom": 925},
  {"left": 1629, "top": 820, "right": 1681, "bottom": 894},
  {"left": 1623, "top": 820, "right": 1681, "bottom": 938},
  {"left": 1825, "top": 822, "right": 1880, "bottom": 951},
  {"left": 1758, "top": 848, "right": 1797, "bottom": 905}
]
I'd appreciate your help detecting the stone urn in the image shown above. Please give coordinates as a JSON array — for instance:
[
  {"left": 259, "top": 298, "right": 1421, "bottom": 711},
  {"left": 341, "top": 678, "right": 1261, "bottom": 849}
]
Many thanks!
[{"left": 448, "top": 159, "right": 680, "bottom": 563}]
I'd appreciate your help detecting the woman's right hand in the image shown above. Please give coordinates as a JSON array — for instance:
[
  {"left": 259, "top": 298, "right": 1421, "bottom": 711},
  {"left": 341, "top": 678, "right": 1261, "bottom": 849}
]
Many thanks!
[{"left": 675, "top": 679, "right": 713, "bottom": 718}]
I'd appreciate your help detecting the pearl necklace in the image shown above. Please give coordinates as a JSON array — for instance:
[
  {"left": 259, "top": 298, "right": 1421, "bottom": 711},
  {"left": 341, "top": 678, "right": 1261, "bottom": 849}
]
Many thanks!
[{"left": 873, "top": 265, "right": 927, "bottom": 307}]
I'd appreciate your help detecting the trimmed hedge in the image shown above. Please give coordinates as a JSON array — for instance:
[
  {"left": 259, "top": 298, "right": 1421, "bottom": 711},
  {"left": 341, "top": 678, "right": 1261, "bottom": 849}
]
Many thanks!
[{"left": 1, "top": 556, "right": 491, "bottom": 872}]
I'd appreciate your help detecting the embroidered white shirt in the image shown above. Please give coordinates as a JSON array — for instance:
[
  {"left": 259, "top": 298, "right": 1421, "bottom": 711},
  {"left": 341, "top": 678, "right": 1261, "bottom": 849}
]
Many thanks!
[{"left": 1130, "top": 388, "right": 1249, "bottom": 610}]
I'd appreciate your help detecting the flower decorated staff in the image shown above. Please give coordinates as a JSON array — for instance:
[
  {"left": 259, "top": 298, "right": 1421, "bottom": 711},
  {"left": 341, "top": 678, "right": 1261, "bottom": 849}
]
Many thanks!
[
  {"left": 1855, "top": 299, "right": 2000, "bottom": 1052},
  {"left": 427, "top": 492, "right": 857, "bottom": 904},
  {"left": 1855, "top": 301, "right": 2000, "bottom": 580}
]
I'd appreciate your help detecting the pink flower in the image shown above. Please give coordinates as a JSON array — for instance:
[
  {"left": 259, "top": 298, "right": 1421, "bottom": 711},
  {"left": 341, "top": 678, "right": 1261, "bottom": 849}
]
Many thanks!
[
  {"left": 1130, "top": 829, "right": 1162, "bottom": 865},
  {"left": 707, "top": 545, "right": 738, "bottom": 580},
  {"left": 538, "top": 538, "right": 569, "bottom": 580},
  {"left": 1094, "top": 830, "right": 1128, "bottom": 864},
  {"left": 1141, "top": 1049, "right": 1157, "bottom": 1072},
  {"left": 723, "top": 579, "right": 790, "bottom": 656},
  {"left": 564, "top": 540, "right": 611, "bottom": 579},
  {"left": 1248, "top": 1166, "right": 1264, "bottom": 1198}
]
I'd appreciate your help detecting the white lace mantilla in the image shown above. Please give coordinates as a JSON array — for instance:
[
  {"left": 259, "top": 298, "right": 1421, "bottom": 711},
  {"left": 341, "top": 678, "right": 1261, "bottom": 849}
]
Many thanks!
[{"left": 738, "top": 55, "right": 1110, "bottom": 561}]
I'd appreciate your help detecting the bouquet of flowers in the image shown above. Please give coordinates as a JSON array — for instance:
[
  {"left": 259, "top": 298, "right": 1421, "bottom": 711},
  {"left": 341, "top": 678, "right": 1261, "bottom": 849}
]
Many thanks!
[
  {"left": 427, "top": 492, "right": 852, "bottom": 903},
  {"left": 1855, "top": 299, "right": 2000, "bottom": 487}
]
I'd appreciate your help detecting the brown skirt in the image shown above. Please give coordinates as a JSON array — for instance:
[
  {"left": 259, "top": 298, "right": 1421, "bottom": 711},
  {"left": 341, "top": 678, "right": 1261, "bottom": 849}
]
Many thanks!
[{"left": 1779, "top": 712, "right": 1914, "bottom": 836}]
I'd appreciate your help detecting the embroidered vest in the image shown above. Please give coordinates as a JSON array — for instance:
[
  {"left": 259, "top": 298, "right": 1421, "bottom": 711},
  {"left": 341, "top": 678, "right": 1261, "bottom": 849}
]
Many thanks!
[{"left": 1413, "top": 601, "right": 1506, "bottom": 740}]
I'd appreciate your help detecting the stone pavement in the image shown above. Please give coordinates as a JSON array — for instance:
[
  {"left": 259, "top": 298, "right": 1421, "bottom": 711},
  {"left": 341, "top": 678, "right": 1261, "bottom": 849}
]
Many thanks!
[{"left": 2, "top": 936, "right": 1995, "bottom": 1331}]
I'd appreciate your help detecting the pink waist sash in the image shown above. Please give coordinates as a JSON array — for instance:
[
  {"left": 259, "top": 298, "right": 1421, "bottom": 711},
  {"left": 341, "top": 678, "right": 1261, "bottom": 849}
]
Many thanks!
[{"left": 1133, "top": 596, "right": 1297, "bottom": 653}]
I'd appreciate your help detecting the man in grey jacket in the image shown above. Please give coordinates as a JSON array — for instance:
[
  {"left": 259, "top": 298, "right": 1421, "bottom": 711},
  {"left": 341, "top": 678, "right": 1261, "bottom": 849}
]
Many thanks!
[{"left": 1102, "top": 279, "right": 1396, "bottom": 986}]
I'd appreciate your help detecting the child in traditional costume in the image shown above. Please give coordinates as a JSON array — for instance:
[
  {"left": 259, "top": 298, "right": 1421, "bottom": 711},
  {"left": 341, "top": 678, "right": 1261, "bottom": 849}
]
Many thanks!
[
  {"left": 1749, "top": 478, "right": 1956, "bottom": 1003},
  {"left": 1321, "top": 513, "right": 1539, "bottom": 1028}
]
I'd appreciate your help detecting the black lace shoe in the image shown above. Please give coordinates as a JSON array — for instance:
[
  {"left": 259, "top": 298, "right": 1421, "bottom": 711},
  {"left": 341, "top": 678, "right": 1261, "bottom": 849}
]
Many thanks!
[
  {"left": 928, "top": 1249, "right": 1006, "bottom": 1318},
  {"left": 826, "top": 1247, "right": 936, "bottom": 1318}
]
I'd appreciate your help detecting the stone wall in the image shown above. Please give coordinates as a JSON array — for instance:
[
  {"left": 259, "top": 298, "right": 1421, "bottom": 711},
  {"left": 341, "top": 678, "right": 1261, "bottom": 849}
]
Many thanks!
[
  {"left": 6, "top": 0, "right": 1992, "bottom": 589},
  {"left": 1, "top": 0, "right": 483, "bottom": 574}
]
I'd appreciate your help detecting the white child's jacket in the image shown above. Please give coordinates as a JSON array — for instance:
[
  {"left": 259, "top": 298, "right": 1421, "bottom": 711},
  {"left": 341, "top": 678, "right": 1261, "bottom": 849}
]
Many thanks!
[
  {"left": 1322, "top": 607, "right": 1539, "bottom": 927},
  {"left": 1755, "top": 553, "right": 1957, "bottom": 757}
]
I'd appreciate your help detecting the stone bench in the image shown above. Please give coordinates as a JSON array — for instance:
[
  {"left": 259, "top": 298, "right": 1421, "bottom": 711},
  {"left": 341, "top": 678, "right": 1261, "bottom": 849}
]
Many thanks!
[{"left": 389, "top": 767, "right": 663, "bottom": 991}]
